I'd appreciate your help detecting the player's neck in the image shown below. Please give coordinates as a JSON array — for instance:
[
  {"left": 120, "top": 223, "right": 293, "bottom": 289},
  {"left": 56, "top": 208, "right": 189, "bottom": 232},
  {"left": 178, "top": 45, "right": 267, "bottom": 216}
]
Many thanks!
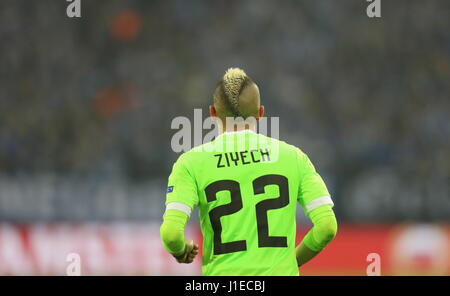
[{"left": 218, "top": 125, "right": 256, "bottom": 135}]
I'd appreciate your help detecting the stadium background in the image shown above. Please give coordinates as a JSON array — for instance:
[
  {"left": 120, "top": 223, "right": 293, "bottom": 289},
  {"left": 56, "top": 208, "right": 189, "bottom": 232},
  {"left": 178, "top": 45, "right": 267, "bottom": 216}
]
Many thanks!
[{"left": 0, "top": 0, "right": 448, "bottom": 275}]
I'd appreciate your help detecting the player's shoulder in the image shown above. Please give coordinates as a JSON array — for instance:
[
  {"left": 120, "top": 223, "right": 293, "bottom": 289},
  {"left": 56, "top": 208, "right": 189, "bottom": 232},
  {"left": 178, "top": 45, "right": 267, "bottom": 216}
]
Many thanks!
[
  {"left": 173, "top": 142, "right": 211, "bottom": 166},
  {"left": 261, "top": 134, "right": 305, "bottom": 157}
]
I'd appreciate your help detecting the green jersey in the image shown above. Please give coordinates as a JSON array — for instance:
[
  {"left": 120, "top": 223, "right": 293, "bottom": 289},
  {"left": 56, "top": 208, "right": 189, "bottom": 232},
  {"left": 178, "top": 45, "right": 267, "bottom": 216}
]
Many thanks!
[{"left": 165, "top": 130, "right": 333, "bottom": 276}]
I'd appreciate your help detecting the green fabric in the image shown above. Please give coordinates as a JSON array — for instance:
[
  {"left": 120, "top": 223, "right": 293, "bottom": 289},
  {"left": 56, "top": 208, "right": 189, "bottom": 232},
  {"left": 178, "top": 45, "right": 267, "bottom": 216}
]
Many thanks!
[
  {"left": 165, "top": 131, "right": 333, "bottom": 276},
  {"left": 302, "top": 205, "right": 337, "bottom": 252},
  {"left": 160, "top": 209, "right": 189, "bottom": 255}
]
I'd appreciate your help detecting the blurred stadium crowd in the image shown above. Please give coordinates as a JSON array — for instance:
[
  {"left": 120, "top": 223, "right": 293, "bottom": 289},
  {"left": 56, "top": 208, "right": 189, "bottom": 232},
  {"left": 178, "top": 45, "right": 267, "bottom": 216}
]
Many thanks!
[{"left": 0, "top": 0, "right": 448, "bottom": 222}]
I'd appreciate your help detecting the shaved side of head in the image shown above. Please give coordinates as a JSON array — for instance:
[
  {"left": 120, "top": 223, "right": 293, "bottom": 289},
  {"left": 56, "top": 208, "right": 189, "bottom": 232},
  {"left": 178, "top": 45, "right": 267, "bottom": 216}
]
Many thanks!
[{"left": 213, "top": 68, "right": 260, "bottom": 123}]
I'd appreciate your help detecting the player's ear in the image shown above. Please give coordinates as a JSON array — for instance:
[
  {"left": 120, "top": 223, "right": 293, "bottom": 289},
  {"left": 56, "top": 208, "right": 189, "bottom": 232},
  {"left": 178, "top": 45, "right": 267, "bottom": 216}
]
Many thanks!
[
  {"left": 209, "top": 105, "right": 217, "bottom": 118},
  {"left": 256, "top": 105, "right": 264, "bottom": 121}
]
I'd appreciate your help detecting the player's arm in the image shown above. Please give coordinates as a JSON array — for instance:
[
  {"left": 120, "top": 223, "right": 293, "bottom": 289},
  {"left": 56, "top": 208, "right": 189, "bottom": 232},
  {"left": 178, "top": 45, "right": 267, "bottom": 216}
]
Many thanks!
[
  {"left": 296, "top": 204, "right": 337, "bottom": 266},
  {"left": 160, "top": 208, "right": 198, "bottom": 263},
  {"left": 160, "top": 153, "right": 199, "bottom": 264},
  {"left": 295, "top": 149, "right": 338, "bottom": 267}
]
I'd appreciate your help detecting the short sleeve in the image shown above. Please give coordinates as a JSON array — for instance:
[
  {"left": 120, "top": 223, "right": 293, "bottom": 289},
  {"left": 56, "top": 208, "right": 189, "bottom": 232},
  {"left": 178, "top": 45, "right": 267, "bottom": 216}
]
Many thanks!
[
  {"left": 296, "top": 149, "right": 334, "bottom": 215},
  {"left": 165, "top": 153, "right": 199, "bottom": 211}
]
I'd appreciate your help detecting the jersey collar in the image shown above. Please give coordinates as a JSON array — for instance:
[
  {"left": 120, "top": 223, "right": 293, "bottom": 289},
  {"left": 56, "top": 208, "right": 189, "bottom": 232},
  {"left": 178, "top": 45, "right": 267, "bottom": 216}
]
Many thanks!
[{"left": 222, "top": 129, "right": 255, "bottom": 135}]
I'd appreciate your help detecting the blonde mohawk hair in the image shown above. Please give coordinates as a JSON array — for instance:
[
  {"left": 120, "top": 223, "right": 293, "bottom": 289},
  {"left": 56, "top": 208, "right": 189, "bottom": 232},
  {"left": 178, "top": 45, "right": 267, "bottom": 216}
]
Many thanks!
[
  {"left": 214, "top": 67, "right": 257, "bottom": 119},
  {"left": 221, "top": 67, "right": 248, "bottom": 112}
]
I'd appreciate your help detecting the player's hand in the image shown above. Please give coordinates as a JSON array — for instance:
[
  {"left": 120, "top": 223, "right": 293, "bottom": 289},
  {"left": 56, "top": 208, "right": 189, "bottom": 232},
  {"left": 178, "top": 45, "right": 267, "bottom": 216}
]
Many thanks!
[{"left": 174, "top": 240, "right": 199, "bottom": 264}]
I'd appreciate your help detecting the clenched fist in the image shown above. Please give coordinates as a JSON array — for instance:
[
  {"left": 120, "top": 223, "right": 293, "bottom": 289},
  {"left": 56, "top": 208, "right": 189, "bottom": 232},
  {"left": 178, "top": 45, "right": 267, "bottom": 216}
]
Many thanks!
[{"left": 173, "top": 240, "right": 199, "bottom": 264}]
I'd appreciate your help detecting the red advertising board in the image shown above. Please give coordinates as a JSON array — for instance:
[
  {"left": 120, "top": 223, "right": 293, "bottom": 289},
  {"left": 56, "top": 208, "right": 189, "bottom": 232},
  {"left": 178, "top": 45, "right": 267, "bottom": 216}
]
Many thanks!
[{"left": 0, "top": 223, "right": 448, "bottom": 275}]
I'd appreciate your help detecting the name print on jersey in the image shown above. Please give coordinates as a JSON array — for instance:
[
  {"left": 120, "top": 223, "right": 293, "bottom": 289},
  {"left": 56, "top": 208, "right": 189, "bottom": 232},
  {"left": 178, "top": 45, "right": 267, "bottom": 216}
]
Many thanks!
[{"left": 214, "top": 149, "right": 271, "bottom": 168}]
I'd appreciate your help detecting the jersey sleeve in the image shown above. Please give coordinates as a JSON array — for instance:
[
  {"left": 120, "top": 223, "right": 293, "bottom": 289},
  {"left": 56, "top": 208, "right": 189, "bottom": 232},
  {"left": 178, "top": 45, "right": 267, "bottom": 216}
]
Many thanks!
[
  {"left": 165, "top": 153, "right": 199, "bottom": 213},
  {"left": 296, "top": 149, "right": 334, "bottom": 215}
]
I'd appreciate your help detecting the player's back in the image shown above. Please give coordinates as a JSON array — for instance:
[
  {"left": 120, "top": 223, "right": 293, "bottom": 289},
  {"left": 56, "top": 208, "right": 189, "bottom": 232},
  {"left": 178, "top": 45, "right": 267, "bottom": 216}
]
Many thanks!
[{"left": 180, "top": 130, "right": 302, "bottom": 276}]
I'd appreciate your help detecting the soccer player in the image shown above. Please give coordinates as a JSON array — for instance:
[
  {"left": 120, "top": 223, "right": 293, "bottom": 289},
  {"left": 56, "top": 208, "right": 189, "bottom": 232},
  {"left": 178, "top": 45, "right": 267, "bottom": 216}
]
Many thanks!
[{"left": 160, "top": 68, "right": 337, "bottom": 276}]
